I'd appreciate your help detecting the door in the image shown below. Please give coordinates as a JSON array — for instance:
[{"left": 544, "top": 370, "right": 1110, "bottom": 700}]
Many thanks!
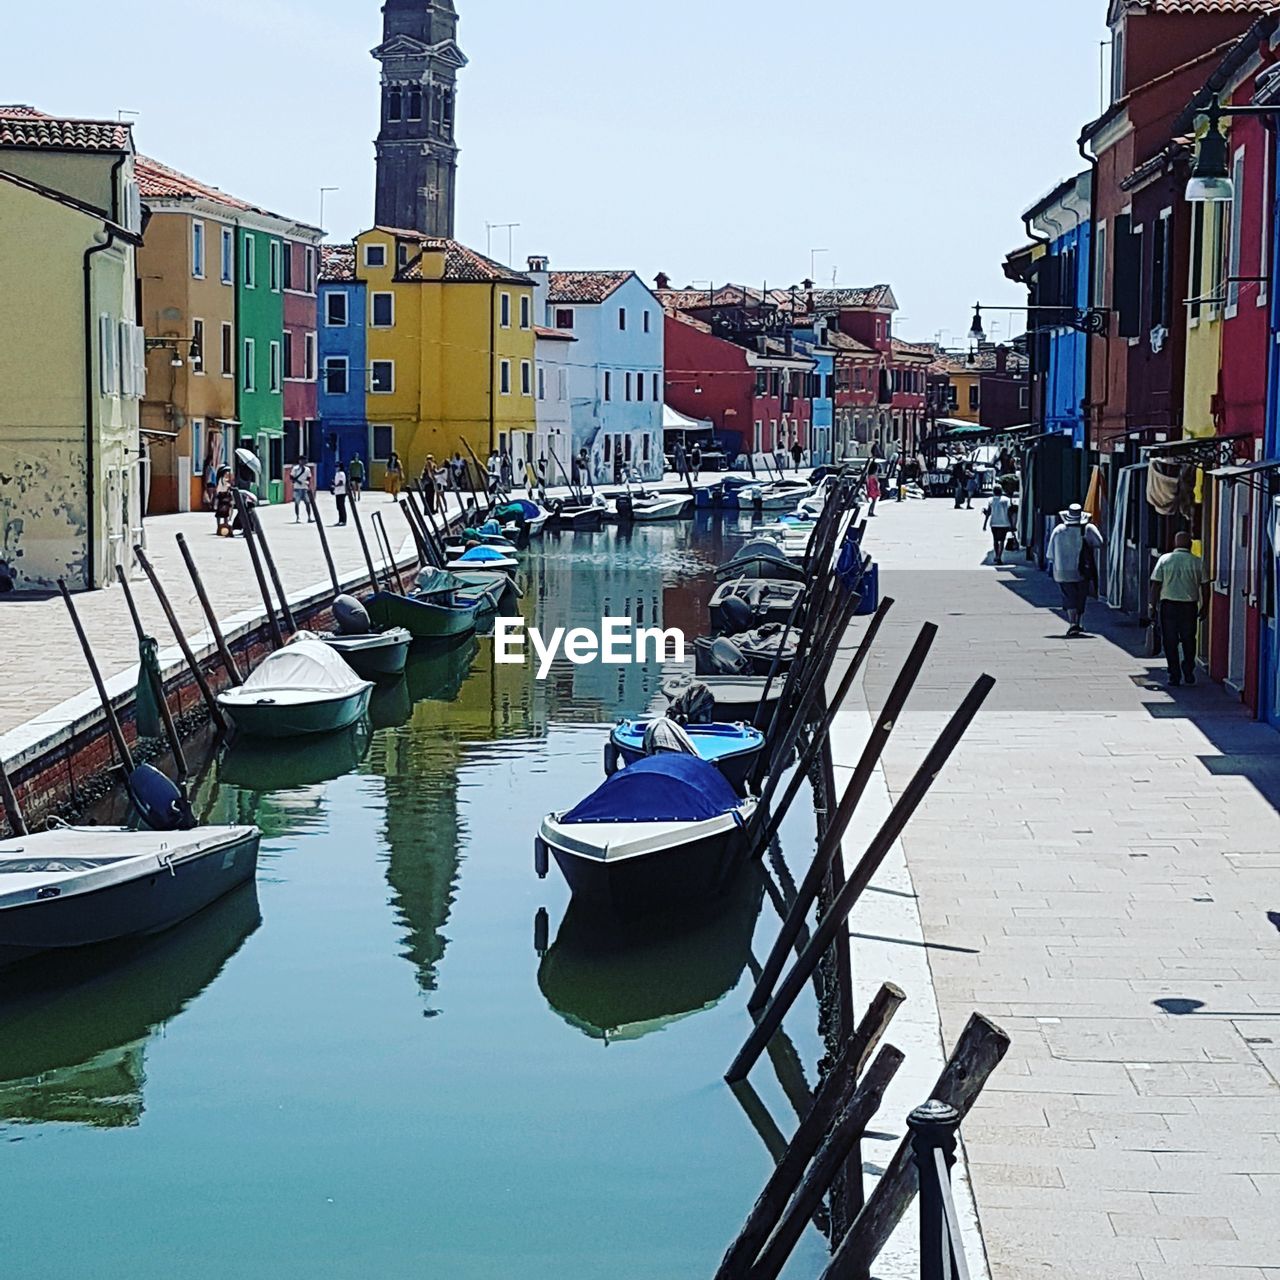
[{"left": 1227, "top": 484, "right": 1250, "bottom": 691}]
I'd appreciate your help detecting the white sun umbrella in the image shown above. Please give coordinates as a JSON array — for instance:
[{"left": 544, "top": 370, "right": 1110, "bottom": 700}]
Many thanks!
[{"left": 235, "top": 448, "right": 262, "bottom": 476}]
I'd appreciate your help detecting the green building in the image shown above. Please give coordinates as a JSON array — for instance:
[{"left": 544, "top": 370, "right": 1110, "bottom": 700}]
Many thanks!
[{"left": 236, "top": 225, "right": 285, "bottom": 503}]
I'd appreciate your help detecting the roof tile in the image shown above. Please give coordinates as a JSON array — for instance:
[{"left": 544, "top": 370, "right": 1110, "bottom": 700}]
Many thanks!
[
  {"left": 0, "top": 105, "right": 131, "bottom": 153},
  {"left": 546, "top": 270, "right": 633, "bottom": 304}
]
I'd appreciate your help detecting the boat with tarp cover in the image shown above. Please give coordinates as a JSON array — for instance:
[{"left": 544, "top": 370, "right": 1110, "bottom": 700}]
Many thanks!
[{"left": 537, "top": 755, "right": 755, "bottom": 913}]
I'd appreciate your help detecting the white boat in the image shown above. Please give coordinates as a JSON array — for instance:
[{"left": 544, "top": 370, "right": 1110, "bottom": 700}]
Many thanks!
[
  {"left": 630, "top": 493, "right": 695, "bottom": 521},
  {"left": 0, "top": 824, "right": 261, "bottom": 967},
  {"left": 217, "top": 639, "right": 373, "bottom": 738}
]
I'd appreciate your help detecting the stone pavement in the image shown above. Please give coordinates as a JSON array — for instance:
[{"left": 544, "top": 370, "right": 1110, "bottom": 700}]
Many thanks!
[{"left": 844, "top": 495, "right": 1280, "bottom": 1279}]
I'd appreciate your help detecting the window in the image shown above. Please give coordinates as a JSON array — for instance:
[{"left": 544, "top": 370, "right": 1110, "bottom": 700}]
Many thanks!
[
  {"left": 643, "top": 434, "right": 651, "bottom": 462},
  {"left": 283, "top": 331, "right": 294, "bottom": 379},
  {"left": 397, "top": 243, "right": 410, "bottom": 268},
  {"left": 643, "top": 311, "right": 651, "bottom": 334},
  {"left": 191, "top": 319, "right": 205, "bottom": 375},
  {"left": 371, "top": 424, "right": 394, "bottom": 462},
  {"left": 968, "top": 385, "right": 980, "bottom": 412},
  {"left": 283, "top": 243, "right": 295, "bottom": 290},
  {"left": 636, "top": 372, "right": 645, "bottom": 402},
  {"left": 221, "top": 322, "right": 234, "bottom": 376},
  {"left": 243, "top": 338, "right": 256, "bottom": 392},
  {"left": 324, "top": 356, "right": 348, "bottom": 396},
  {"left": 408, "top": 89, "right": 423, "bottom": 120},
  {"left": 124, "top": 180, "right": 142, "bottom": 234},
  {"left": 1188, "top": 205, "right": 1205, "bottom": 324},
  {"left": 1262, "top": 135, "right": 1272, "bottom": 308},
  {"left": 269, "top": 341, "right": 282, "bottom": 392},
  {"left": 371, "top": 292, "right": 394, "bottom": 327},
  {"left": 243, "top": 234, "right": 256, "bottom": 288},
  {"left": 1113, "top": 213, "right": 1141, "bottom": 338},
  {"left": 305, "top": 247, "right": 316, "bottom": 294},
  {"left": 388, "top": 88, "right": 402, "bottom": 121},
  {"left": 604, "top": 371, "right": 612, "bottom": 401},
  {"left": 326, "top": 291, "right": 348, "bottom": 327},
  {"left": 304, "top": 332, "right": 316, "bottom": 381},
  {"left": 521, "top": 360, "right": 532, "bottom": 396},
  {"left": 370, "top": 360, "right": 395, "bottom": 394},
  {"left": 193, "top": 420, "right": 203, "bottom": 466},
  {"left": 520, "top": 295, "right": 531, "bottom": 329},
  {"left": 192, "top": 220, "right": 205, "bottom": 278},
  {"left": 500, "top": 359, "right": 512, "bottom": 395},
  {"left": 1019, "top": 386, "right": 1030, "bottom": 409},
  {"left": 538, "top": 366, "right": 546, "bottom": 400},
  {"left": 98, "top": 314, "right": 119, "bottom": 395},
  {"left": 365, "top": 243, "right": 387, "bottom": 268},
  {"left": 221, "top": 228, "right": 234, "bottom": 284},
  {"left": 500, "top": 292, "right": 511, "bottom": 328},
  {"left": 1209, "top": 202, "right": 1228, "bottom": 318},
  {"left": 269, "top": 241, "right": 281, "bottom": 292},
  {"left": 555, "top": 308, "right": 574, "bottom": 330},
  {"left": 625, "top": 372, "right": 633, "bottom": 401},
  {"left": 604, "top": 435, "right": 612, "bottom": 462},
  {"left": 1227, "top": 147, "right": 1246, "bottom": 316},
  {"left": 1151, "top": 209, "right": 1172, "bottom": 331},
  {"left": 653, "top": 373, "right": 660, "bottom": 401},
  {"left": 619, "top": 307, "right": 627, "bottom": 331}
]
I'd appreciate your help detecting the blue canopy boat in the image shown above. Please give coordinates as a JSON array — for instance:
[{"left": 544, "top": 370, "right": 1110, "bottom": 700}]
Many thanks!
[
  {"left": 537, "top": 755, "right": 756, "bottom": 913},
  {"left": 606, "top": 719, "right": 765, "bottom": 795},
  {"left": 445, "top": 544, "right": 519, "bottom": 575}
]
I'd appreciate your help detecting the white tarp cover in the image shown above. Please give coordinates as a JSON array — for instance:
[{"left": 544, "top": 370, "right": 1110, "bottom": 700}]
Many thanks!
[
  {"left": 243, "top": 639, "right": 367, "bottom": 694},
  {"left": 663, "top": 404, "right": 713, "bottom": 432}
]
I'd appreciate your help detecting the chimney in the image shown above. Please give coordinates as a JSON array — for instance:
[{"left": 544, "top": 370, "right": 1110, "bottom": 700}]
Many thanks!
[
  {"left": 655, "top": 271, "right": 671, "bottom": 291},
  {"left": 995, "top": 344, "right": 1008, "bottom": 375},
  {"left": 527, "top": 254, "right": 549, "bottom": 273}
]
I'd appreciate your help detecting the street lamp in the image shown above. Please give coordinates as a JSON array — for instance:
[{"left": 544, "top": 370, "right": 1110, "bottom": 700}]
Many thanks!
[
  {"left": 968, "top": 304, "right": 986, "bottom": 345},
  {"left": 1186, "top": 94, "right": 1280, "bottom": 203},
  {"left": 146, "top": 335, "right": 202, "bottom": 369}
]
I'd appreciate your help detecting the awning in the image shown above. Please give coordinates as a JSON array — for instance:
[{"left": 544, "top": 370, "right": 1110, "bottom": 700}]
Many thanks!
[
  {"left": 1208, "top": 458, "right": 1280, "bottom": 491},
  {"left": 1142, "top": 432, "right": 1251, "bottom": 468},
  {"left": 139, "top": 427, "right": 180, "bottom": 439},
  {"left": 663, "top": 404, "right": 714, "bottom": 433}
]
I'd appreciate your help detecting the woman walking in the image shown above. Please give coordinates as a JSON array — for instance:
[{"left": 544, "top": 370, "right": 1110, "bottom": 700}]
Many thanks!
[
  {"left": 213, "top": 467, "right": 234, "bottom": 537},
  {"left": 385, "top": 450, "right": 404, "bottom": 499},
  {"left": 985, "top": 486, "right": 1014, "bottom": 564},
  {"left": 865, "top": 459, "right": 881, "bottom": 517}
]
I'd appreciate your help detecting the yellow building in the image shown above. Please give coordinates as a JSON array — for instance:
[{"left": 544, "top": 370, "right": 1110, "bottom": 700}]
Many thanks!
[
  {"left": 353, "top": 227, "right": 536, "bottom": 482},
  {"left": 0, "top": 109, "right": 144, "bottom": 591}
]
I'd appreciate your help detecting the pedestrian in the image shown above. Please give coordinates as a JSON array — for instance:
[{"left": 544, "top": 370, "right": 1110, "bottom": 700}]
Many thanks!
[
  {"left": 984, "top": 485, "right": 1014, "bottom": 564},
  {"left": 333, "top": 462, "right": 349, "bottom": 526},
  {"left": 349, "top": 454, "right": 365, "bottom": 502},
  {"left": 385, "top": 450, "right": 404, "bottom": 499},
  {"left": 1150, "top": 532, "right": 1209, "bottom": 687},
  {"left": 451, "top": 453, "right": 465, "bottom": 492},
  {"left": 422, "top": 455, "right": 438, "bottom": 511},
  {"left": 289, "top": 458, "right": 313, "bottom": 523},
  {"left": 690, "top": 442, "right": 702, "bottom": 482},
  {"left": 865, "top": 459, "right": 881, "bottom": 517},
  {"left": 214, "top": 466, "right": 234, "bottom": 537},
  {"left": 965, "top": 466, "right": 979, "bottom": 510},
  {"left": 951, "top": 459, "right": 967, "bottom": 509},
  {"left": 791, "top": 438, "right": 804, "bottom": 472},
  {"left": 674, "top": 441, "right": 688, "bottom": 482},
  {"left": 1047, "top": 503, "right": 1104, "bottom": 637},
  {"left": 486, "top": 450, "right": 501, "bottom": 495},
  {"left": 500, "top": 449, "right": 513, "bottom": 491}
]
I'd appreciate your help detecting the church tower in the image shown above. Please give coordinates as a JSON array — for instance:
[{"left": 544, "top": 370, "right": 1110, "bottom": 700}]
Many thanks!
[{"left": 372, "top": 0, "right": 467, "bottom": 237}]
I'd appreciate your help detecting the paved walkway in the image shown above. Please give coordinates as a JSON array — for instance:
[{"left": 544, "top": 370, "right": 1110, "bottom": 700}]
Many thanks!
[{"left": 846, "top": 497, "right": 1280, "bottom": 1279}]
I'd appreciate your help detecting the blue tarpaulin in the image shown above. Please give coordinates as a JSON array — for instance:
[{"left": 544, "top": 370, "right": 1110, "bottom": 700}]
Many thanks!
[{"left": 561, "top": 755, "right": 740, "bottom": 825}]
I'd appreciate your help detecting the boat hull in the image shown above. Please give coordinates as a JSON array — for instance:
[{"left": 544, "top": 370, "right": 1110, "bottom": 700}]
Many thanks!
[
  {"left": 663, "top": 675, "right": 782, "bottom": 722},
  {"left": 607, "top": 727, "right": 763, "bottom": 796},
  {"left": 631, "top": 496, "right": 694, "bottom": 521},
  {"left": 322, "top": 629, "right": 412, "bottom": 680},
  {"left": 367, "top": 590, "right": 480, "bottom": 640},
  {"left": 220, "top": 685, "right": 372, "bottom": 738},
  {"left": 0, "top": 828, "right": 260, "bottom": 967},
  {"left": 694, "top": 636, "right": 796, "bottom": 678},
  {"left": 549, "top": 504, "right": 605, "bottom": 532}
]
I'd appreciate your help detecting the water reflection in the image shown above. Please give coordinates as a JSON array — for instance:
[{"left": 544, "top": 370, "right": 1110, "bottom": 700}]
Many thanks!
[
  {"left": 219, "top": 721, "right": 372, "bottom": 794},
  {"left": 537, "top": 866, "right": 766, "bottom": 1043},
  {"left": 0, "top": 884, "right": 260, "bottom": 1128}
]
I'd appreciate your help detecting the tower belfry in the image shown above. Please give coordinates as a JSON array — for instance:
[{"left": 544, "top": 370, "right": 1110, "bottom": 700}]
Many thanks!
[{"left": 372, "top": 0, "right": 466, "bottom": 237}]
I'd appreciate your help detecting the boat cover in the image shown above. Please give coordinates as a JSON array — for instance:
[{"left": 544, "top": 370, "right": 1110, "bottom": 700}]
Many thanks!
[
  {"left": 500, "top": 500, "right": 542, "bottom": 520},
  {"left": 561, "top": 755, "right": 740, "bottom": 825},
  {"left": 416, "top": 568, "right": 470, "bottom": 597},
  {"left": 242, "top": 640, "right": 367, "bottom": 694},
  {"left": 456, "top": 545, "right": 513, "bottom": 565}
]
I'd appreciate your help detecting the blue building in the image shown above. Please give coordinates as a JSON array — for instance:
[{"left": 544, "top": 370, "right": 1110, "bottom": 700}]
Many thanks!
[
  {"left": 791, "top": 324, "right": 835, "bottom": 465},
  {"left": 317, "top": 246, "right": 368, "bottom": 490}
]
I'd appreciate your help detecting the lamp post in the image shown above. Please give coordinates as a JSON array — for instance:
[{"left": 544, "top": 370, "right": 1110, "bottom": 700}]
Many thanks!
[{"left": 1181, "top": 94, "right": 1280, "bottom": 203}]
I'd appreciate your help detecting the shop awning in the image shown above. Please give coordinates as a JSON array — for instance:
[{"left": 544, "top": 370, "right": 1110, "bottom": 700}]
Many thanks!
[
  {"left": 663, "top": 404, "right": 714, "bottom": 433},
  {"left": 1208, "top": 458, "right": 1280, "bottom": 490}
]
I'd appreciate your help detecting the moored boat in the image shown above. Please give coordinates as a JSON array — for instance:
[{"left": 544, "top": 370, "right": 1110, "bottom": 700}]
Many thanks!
[
  {"left": 606, "top": 718, "right": 765, "bottom": 795},
  {"left": 662, "top": 672, "right": 783, "bottom": 722},
  {"left": 694, "top": 625, "right": 799, "bottom": 678},
  {"left": 368, "top": 570, "right": 483, "bottom": 640},
  {"left": 445, "top": 545, "right": 519, "bottom": 575},
  {"left": 0, "top": 824, "right": 261, "bottom": 968},
  {"left": 320, "top": 628, "right": 412, "bottom": 681},
  {"left": 630, "top": 493, "right": 695, "bottom": 521},
  {"left": 536, "top": 755, "right": 756, "bottom": 914},
  {"left": 715, "top": 538, "right": 806, "bottom": 583},
  {"left": 709, "top": 579, "right": 806, "bottom": 634}
]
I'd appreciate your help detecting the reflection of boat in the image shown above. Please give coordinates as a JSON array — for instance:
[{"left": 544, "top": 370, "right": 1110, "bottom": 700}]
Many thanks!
[
  {"left": 537, "top": 867, "right": 764, "bottom": 1042},
  {"left": 219, "top": 721, "right": 371, "bottom": 791},
  {"left": 404, "top": 635, "right": 480, "bottom": 705},
  {"left": 369, "top": 675, "right": 413, "bottom": 730},
  {"left": 218, "top": 640, "right": 373, "bottom": 738},
  {"left": 0, "top": 883, "right": 260, "bottom": 1127},
  {"left": 0, "top": 825, "right": 260, "bottom": 968},
  {"left": 537, "top": 755, "right": 756, "bottom": 913},
  {"left": 607, "top": 719, "right": 765, "bottom": 794}
]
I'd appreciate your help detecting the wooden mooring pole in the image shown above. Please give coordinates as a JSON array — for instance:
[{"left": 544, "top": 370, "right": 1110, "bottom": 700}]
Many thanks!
[
  {"left": 347, "top": 494, "right": 385, "bottom": 597},
  {"left": 234, "top": 492, "right": 285, "bottom": 651},
  {"left": 310, "top": 494, "right": 343, "bottom": 597},
  {"left": 175, "top": 533, "right": 243, "bottom": 685},
  {"left": 0, "top": 755, "right": 29, "bottom": 837},
  {"left": 246, "top": 504, "right": 297, "bottom": 634}
]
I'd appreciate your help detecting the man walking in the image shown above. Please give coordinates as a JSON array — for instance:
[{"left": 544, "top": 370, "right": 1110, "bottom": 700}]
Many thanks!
[
  {"left": 1150, "top": 532, "right": 1209, "bottom": 687},
  {"left": 332, "top": 462, "right": 349, "bottom": 527},
  {"left": 1047, "top": 504, "right": 1104, "bottom": 636},
  {"left": 791, "top": 438, "right": 804, "bottom": 473},
  {"left": 289, "top": 459, "right": 313, "bottom": 523},
  {"left": 348, "top": 454, "right": 365, "bottom": 502},
  {"left": 690, "top": 442, "right": 702, "bottom": 482}
]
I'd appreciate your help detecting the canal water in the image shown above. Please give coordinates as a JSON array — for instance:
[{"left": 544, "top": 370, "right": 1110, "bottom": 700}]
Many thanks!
[{"left": 0, "top": 516, "right": 828, "bottom": 1280}]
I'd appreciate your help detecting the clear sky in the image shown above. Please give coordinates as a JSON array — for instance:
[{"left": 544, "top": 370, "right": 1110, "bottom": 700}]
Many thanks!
[{"left": 3, "top": 0, "right": 1109, "bottom": 347}]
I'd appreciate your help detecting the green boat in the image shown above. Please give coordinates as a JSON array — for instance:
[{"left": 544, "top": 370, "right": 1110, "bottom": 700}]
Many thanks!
[{"left": 366, "top": 570, "right": 482, "bottom": 641}]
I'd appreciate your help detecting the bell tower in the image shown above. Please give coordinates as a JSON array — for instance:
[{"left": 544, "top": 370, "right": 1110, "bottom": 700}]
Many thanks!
[{"left": 372, "top": 0, "right": 466, "bottom": 237}]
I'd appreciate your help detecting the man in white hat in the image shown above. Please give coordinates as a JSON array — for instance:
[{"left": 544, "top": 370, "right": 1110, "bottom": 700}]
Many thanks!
[{"left": 1047, "top": 504, "right": 1104, "bottom": 637}]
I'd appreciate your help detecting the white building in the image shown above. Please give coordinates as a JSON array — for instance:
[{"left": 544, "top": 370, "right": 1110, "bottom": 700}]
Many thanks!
[
  {"left": 531, "top": 324, "right": 573, "bottom": 483},
  {"left": 526, "top": 258, "right": 665, "bottom": 483}
]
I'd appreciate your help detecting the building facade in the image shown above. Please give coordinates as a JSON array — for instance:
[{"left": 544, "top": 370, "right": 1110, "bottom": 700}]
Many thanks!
[{"left": 317, "top": 246, "right": 369, "bottom": 489}]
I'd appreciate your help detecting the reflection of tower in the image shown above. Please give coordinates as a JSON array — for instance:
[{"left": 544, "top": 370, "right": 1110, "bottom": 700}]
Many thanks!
[{"left": 372, "top": 0, "right": 467, "bottom": 237}]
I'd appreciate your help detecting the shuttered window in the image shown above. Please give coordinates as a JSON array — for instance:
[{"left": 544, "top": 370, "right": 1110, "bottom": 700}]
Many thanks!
[{"left": 1114, "top": 214, "right": 1142, "bottom": 339}]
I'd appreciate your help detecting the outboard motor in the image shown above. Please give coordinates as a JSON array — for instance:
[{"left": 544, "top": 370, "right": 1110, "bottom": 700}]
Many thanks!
[
  {"left": 128, "top": 763, "right": 196, "bottom": 832},
  {"left": 708, "top": 637, "right": 752, "bottom": 676},
  {"left": 642, "top": 718, "right": 698, "bottom": 758},
  {"left": 615, "top": 494, "right": 634, "bottom": 523},
  {"left": 719, "top": 593, "right": 756, "bottom": 636},
  {"left": 333, "top": 594, "right": 372, "bottom": 636},
  {"left": 667, "top": 682, "right": 716, "bottom": 725}
]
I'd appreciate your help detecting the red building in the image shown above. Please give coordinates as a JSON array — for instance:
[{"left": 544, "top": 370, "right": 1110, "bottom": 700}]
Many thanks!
[{"left": 282, "top": 237, "right": 319, "bottom": 499}]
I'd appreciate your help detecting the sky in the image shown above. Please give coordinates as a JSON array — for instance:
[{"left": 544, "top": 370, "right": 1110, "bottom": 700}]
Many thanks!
[{"left": 2, "top": 0, "right": 1110, "bottom": 347}]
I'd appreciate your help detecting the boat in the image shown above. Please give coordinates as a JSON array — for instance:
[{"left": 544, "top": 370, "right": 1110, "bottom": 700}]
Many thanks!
[
  {"left": 313, "top": 597, "right": 412, "bottom": 682},
  {"left": 606, "top": 718, "right": 765, "bottom": 795},
  {"left": 694, "top": 626, "right": 799, "bottom": 678},
  {"left": 709, "top": 579, "right": 806, "bottom": 633},
  {"left": 715, "top": 538, "right": 806, "bottom": 583},
  {"left": 444, "top": 530, "right": 520, "bottom": 560},
  {"left": 695, "top": 475, "right": 757, "bottom": 510},
  {"left": 629, "top": 492, "right": 695, "bottom": 522},
  {"left": 536, "top": 754, "right": 757, "bottom": 914},
  {"left": 547, "top": 494, "right": 608, "bottom": 531},
  {"left": 445, "top": 544, "right": 519, "bottom": 575},
  {"left": 419, "top": 564, "right": 512, "bottom": 612},
  {"left": 495, "top": 499, "right": 550, "bottom": 538},
  {"left": 367, "top": 570, "right": 483, "bottom": 640},
  {"left": 749, "top": 479, "right": 813, "bottom": 512},
  {"left": 536, "top": 868, "right": 765, "bottom": 1043},
  {"left": 217, "top": 639, "right": 373, "bottom": 738},
  {"left": 662, "top": 672, "right": 783, "bottom": 722},
  {"left": 0, "top": 824, "right": 261, "bottom": 968}
]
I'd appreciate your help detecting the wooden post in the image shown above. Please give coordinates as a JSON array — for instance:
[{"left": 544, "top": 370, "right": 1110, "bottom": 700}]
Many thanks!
[
  {"left": 371, "top": 511, "right": 404, "bottom": 593},
  {"left": 175, "top": 533, "right": 243, "bottom": 685},
  {"left": 726, "top": 675, "right": 995, "bottom": 1085},
  {"left": 247, "top": 504, "right": 297, "bottom": 634},
  {"left": 399, "top": 498, "right": 433, "bottom": 565},
  {"left": 748, "top": 623, "right": 938, "bottom": 1015},
  {"left": 310, "top": 493, "right": 343, "bottom": 596},
  {"left": 57, "top": 579, "right": 136, "bottom": 771},
  {"left": 115, "top": 564, "right": 189, "bottom": 779},
  {"left": 0, "top": 755, "right": 29, "bottom": 837},
  {"left": 235, "top": 491, "right": 285, "bottom": 650},
  {"left": 133, "top": 549, "right": 230, "bottom": 732},
  {"left": 750, "top": 1046, "right": 906, "bottom": 1280},
  {"left": 716, "top": 984, "right": 905, "bottom": 1279},
  {"left": 347, "top": 493, "right": 383, "bottom": 597},
  {"left": 818, "top": 1015, "right": 1010, "bottom": 1280}
]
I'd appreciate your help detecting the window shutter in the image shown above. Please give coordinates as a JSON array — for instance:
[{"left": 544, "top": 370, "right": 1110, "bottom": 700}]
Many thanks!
[
  {"left": 1114, "top": 214, "right": 1140, "bottom": 338},
  {"left": 99, "top": 314, "right": 114, "bottom": 395}
]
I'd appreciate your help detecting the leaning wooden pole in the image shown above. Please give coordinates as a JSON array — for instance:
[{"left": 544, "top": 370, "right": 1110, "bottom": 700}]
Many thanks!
[
  {"left": 309, "top": 495, "right": 343, "bottom": 597},
  {"left": 247, "top": 504, "right": 298, "bottom": 634},
  {"left": 175, "top": 533, "right": 243, "bottom": 685},
  {"left": 726, "top": 674, "right": 995, "bottom": 1085},
  {"left": 748, "top": 622, "right": 938, "bottom": 1013},
  {"left": 0, "top": 755, "right": 29, "bottom": 836},
  {"left": 133, "top": 549, "right": 229, "bottom": 733},
  {"left": 347, "top": 493, "right": 384, "bottom": 597},
  {"left": 58, "top": 578, "right": 136, "bottom": 771},
  {"left": 235, "top": 492, "right": 285, "bottom": 651}
]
